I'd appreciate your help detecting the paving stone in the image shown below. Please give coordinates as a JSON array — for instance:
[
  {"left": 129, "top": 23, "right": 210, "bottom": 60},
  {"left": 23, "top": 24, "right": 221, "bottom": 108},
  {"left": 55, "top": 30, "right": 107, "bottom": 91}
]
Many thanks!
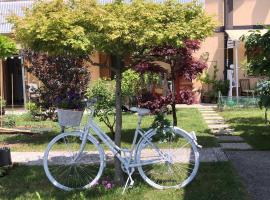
[
  {"left": 201, "top": 113, "right": 220, "bottom": 116},
  {"left": 203, "top": 116, "right": 224, "bottom": 120},
  {"left": 198, "top": 107, "right": 215, "bottom": 110},
  {"left": 212, "top": 129, "right": 234, "bottom": 135},
  {"left": 217, "top": 136, "right": 244, "bottom": 142},
  {"left": 220, "top": 142, "right": 252, "bottom": 150},
  {"left": 199, "top": 148, "right": 228, "bottom": 162},
  {"left": 212, "top": 148, "right": 228, "bottom": 161},
  {"left": 208, "top": 124, "right": 230, "bottom": 129},
  {"left": 200, "top": 112, "right": 217, "bottom": 115},
  {"left": 201, "top": 113, "right": 219, "bottom": 115},
  {"left": 202, "top": 115, "right": 221, "bottom": 119},
  {"left": 199, "top": 110, "right": 215, "bottom": 113},
  {"left": 199, "top": 110, "right": 216, "bottom": 113},
  {"left": 205, "top": 119, "right": 225, "bottom": 124}
]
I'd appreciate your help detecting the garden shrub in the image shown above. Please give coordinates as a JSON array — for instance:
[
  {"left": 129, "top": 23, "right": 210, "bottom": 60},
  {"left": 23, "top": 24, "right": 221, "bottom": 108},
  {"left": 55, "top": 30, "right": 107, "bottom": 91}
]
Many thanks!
[
  {"left": 55, "top": 91, "right": 86, "bottom": 110},
  {"left": 213, "top": 80, "right": 230, "bottom": 97},
  {"left": 87, "top": 79, "right": 116, "bottom": 137},
  {"left": 256, "top": 80, "right": 270, "bottom": 124},
  {"left": 21, "top": 50, "right": 90, "bottom": 120},
  {"left": 121, "top": 69, "right": 140, "bottom": 106},
  {"left": 26, "top": 102, "right": 42, "bottom": 121},
  {"left": 3, "top": 115, "right": 15, "bottom": 128},
  {"left": 151, "top": 112, "right": 173, "bottom": 142},
  {"left": 137, "top": 90, "right": 194, "bottom": 113}
]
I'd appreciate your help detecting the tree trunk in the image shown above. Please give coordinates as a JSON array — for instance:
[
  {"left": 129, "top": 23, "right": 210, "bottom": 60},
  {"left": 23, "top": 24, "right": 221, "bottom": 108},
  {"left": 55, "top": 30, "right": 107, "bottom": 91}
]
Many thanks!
[
  {"left": 110, "top": 128, "right": 115, "bottom": 139},
  {"left": 171, "top": 61, "right": 177, "bottom": 126},
  {"left": 114, "top": 55, "right": 125, "bottom": 185}
]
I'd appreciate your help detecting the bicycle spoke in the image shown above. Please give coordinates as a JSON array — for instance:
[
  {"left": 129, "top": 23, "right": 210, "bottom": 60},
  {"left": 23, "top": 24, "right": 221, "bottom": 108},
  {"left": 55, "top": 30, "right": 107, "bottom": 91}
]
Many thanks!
[
  {"left": 137, "top": 128, "right": 199, "bottom": 188},
  {"left": 44, "top": 133, "right": 103, "bottom": 190}
]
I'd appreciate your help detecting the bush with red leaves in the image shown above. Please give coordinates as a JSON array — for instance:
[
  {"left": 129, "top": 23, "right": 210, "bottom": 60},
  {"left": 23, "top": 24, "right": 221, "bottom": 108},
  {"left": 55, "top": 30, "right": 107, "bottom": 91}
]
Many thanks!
[
  {"left": 176, "top": 89, "right": 194, "bottom": 105},
  {"left": 137, "top": 89, "right": 194, "bottom": 113},
  {"left": 133, "top": 61, "right": 166, "bottom": 74}
]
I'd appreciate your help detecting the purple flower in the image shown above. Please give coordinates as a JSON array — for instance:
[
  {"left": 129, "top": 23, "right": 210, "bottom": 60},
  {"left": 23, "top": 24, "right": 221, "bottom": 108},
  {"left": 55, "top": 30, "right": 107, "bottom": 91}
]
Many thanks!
[{"left": 105, "top": 183, "right": 113, "bottom": 189}]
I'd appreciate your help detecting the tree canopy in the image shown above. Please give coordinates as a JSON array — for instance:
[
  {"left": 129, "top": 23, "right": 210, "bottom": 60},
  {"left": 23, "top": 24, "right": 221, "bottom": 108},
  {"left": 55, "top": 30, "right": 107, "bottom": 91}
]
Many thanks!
[
  {"left": 10, "top": 0, "right": 215, "bottom": 56},
  {"left": 9, "top": 0, "right": 93, "bottom": 55}
]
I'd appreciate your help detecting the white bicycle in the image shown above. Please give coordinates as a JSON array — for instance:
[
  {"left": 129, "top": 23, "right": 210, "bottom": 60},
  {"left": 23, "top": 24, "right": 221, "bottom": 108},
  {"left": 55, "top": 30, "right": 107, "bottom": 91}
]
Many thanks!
[{"left": 43, "top": 103, "right": 201, "bottom": 192}]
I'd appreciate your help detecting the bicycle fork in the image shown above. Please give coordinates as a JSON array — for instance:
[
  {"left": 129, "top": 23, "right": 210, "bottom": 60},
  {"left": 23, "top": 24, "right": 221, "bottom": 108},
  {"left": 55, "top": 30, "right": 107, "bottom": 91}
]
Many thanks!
[{"left": 189, "top": 131, "right": 202, "bottom": 149}]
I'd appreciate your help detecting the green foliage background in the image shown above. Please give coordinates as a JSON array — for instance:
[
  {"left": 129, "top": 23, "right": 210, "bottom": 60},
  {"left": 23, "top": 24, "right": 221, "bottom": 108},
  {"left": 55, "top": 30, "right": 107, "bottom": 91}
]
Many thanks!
[{"left": 0, "top": 35, "right": 17, "bottom": 58}]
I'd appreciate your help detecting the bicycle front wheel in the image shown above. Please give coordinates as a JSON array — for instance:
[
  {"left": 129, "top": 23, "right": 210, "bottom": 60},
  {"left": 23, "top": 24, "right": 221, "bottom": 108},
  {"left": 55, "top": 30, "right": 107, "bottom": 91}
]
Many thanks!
[
  {"left": 43, "top": 132, "right": 105, "bottom": 191},
  {"left": 136, "top": 127, "right": 199, "bottom": 189}
]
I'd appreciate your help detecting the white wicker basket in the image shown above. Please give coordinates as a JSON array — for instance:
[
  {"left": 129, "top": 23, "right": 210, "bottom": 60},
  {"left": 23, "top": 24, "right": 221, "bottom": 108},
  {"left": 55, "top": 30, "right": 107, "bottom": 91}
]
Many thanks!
[{"left": 57, "top": 109, "right": 84, "bottom": 127}]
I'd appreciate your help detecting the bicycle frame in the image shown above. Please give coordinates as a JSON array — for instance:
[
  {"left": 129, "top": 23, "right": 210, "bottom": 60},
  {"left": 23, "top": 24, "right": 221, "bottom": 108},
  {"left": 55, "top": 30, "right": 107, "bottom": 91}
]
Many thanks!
[
  {"left": 43, "top": 105, "right": 201, "bottom": 193},
  {"left": 77, "top": 107, "right": 167, "bottom": 169}
]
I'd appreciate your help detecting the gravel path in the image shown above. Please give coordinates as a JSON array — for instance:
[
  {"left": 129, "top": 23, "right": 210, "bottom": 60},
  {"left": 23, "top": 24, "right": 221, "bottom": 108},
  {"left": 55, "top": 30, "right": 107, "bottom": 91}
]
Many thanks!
[
  {"left": 11, "top": 147, "right": 228, "bottom": 166},
  {"left": 226, "top": 151, "right": 270, "bottom": 200}
]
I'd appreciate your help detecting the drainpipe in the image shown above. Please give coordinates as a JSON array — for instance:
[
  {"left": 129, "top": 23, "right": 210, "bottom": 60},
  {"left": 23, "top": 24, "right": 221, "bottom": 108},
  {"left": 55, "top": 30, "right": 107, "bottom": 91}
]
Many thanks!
[{"left": 224, "top": 0, "right": 234, "bottom": 80}]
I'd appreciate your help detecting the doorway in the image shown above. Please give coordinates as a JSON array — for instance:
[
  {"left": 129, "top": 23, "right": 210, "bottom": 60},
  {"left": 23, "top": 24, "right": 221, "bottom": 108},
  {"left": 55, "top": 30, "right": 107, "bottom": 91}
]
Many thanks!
[{"left": 3, "top": 57, "right": 24, "bottom": 106}]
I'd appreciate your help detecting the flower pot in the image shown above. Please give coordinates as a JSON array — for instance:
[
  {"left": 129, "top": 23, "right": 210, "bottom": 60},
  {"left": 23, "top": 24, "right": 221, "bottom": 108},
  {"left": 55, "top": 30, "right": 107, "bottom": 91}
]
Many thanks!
[
  {"left": 0, "top": 147, "right": 12, "bottom": 167},
  {"left": 57, "top": 109, "right": 84, "bottom": 127}
]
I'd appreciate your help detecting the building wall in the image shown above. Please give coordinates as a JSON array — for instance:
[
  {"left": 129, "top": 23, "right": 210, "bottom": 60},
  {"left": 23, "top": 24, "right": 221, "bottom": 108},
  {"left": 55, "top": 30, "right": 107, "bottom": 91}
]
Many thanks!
[
  {"left": 205, "top": 0, "right": 224, "bottom": 26},
  {"left": 192, "top": 0, "right": 268, "bottom": 101},
  {"left": 233, "top": 0, "right": 270, "bottom": 26},
  {"left": 87, "top": 52, "right": 102, "bottom": 83},
  {"left": 191, "top": 32, "right": 225, "bottom": 102}
]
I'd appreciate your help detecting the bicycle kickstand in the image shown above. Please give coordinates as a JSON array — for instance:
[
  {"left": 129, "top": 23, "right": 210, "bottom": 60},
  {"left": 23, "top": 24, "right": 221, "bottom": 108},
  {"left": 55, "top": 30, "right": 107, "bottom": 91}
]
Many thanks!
[{"left": 122, "top": 168, "right": 135, "bottom": 195}]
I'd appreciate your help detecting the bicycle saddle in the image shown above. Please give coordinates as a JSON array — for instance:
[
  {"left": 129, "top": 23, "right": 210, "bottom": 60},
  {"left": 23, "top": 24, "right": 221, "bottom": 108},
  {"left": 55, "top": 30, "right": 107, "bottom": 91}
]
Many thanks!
[{"left": 130, "top": 107, "right": 151, "bottom": 116}]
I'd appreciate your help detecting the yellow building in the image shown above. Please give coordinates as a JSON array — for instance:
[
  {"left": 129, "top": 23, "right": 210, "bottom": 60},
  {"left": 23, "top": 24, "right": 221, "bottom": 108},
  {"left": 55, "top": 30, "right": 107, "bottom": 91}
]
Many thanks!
[{"left": 193, "top": 0, "right": 270, "bottom": 102}]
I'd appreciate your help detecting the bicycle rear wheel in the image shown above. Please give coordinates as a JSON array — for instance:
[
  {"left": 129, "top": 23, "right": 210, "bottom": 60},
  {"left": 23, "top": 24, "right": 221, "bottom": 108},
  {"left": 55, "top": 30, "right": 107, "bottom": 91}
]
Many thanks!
[
  {"left": 43, "top": 131, "right": 105, "bottom": 191},
  {"left": 136, "top": 127, "right": 199, "bottom": 189}
]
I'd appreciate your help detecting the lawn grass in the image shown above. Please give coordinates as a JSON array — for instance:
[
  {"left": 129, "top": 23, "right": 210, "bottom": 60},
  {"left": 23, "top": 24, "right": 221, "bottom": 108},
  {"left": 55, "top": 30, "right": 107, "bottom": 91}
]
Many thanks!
[
  {"left": 0, "top": 108, "right": 218, "bottom": 151},
  {"left": 0, "top": 162, "right": 249, "bottom": 200},
  {"left": 219, "top": 108, "right": 270, "bottom": 150}
]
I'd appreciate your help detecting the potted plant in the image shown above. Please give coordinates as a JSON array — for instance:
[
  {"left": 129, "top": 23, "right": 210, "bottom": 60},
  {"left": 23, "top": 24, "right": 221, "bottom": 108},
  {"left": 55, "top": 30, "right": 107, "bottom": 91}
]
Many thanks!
[
  {"left": 199, "top": 64, "right": 218, "bottom": 103},
  {"left": 55, "top": 91, "right": 86, "bottom": 127}
]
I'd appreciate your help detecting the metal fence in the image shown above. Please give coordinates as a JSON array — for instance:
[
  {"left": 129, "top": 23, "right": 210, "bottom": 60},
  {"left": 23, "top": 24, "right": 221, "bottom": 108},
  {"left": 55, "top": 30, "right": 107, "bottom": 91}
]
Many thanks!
[{"left": 218, "top": 95, "right": 260, "bottom": 110}]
